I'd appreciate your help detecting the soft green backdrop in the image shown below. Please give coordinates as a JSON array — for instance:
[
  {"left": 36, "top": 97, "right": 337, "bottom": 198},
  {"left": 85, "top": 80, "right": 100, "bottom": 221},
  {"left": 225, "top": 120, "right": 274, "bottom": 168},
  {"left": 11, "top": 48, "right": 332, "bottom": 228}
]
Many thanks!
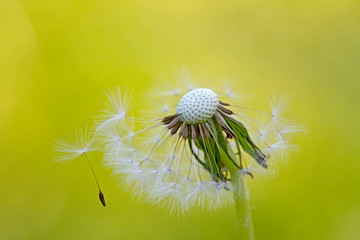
[{"left": 1, "top": 0, "right": 359, "bottom": 239}]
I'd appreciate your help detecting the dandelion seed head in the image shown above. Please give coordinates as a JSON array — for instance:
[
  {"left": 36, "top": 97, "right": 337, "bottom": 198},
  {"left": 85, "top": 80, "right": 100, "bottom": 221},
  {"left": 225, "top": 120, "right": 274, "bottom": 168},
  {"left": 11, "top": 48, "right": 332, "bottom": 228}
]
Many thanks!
[{"left": 176, "top": 88, "right": 219, "bottom": 124}]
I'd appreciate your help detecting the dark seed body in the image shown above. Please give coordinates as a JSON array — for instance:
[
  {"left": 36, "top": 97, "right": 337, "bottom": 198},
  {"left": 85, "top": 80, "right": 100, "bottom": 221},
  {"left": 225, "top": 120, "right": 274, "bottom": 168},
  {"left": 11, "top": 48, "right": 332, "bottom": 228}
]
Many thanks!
[{"left": 99, "top": 191, "right": 106, "bottom": 207}]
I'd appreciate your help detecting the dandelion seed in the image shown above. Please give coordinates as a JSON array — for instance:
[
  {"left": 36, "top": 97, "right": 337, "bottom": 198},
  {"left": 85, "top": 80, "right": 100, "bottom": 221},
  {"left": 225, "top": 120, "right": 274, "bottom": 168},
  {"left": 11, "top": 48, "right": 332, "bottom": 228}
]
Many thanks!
[{"left": 54, "top": 126, "right": 106, "bottom": 207}]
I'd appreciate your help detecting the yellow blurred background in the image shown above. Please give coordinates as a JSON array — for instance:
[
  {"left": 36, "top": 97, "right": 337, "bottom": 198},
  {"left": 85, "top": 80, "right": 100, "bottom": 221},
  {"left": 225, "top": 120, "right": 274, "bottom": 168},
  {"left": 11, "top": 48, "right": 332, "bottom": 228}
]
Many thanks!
[{"left": 1, "top": 0, "right": 359, "bottom": 239}]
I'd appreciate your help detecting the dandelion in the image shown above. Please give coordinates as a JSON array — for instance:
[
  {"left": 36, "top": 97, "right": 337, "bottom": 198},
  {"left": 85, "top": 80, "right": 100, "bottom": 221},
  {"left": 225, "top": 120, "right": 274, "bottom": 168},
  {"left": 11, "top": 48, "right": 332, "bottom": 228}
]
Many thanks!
[{"left": 55, "top": 77, "right": 304, "bottom": 239}]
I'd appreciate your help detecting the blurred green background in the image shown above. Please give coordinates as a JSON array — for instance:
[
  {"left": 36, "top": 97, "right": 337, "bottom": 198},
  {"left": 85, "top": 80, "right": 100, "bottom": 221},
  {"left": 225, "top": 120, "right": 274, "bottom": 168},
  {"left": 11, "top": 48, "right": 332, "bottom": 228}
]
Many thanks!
[{"left": 1, "top": 0, "right": 359, "bottom": 239}]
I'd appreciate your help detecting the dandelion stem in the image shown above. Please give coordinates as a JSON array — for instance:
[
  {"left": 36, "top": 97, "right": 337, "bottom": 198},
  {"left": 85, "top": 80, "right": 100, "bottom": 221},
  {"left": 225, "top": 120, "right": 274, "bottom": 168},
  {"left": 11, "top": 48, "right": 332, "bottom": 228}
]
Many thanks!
[
  {"left": 221, "top": 148, "right": 255, "bottom": 239},
  {"left": 232, "top": 173, "right": 255, "bottom": 240}
]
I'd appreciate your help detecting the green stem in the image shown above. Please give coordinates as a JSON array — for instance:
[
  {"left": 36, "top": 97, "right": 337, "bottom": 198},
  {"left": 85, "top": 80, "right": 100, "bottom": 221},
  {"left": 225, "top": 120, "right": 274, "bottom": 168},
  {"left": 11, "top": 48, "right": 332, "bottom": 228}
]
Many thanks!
[
  {"left": 232, "top": 173, "right": 255, "bottom": 240},
  {"left": 221, "top": 147, "right": 255, "bottom": 239}
]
